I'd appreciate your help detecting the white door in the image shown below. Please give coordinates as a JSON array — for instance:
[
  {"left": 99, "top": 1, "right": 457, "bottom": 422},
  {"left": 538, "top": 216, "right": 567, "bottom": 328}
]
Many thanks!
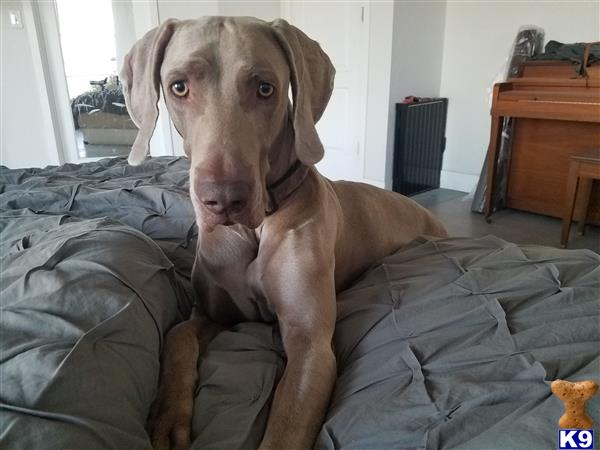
[{"left": 284, "top": 2, "right": 369, "bottom": 182}]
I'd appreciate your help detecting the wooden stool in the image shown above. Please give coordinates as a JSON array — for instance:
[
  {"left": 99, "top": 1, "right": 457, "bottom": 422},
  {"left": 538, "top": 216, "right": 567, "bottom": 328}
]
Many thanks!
[{"left": 561, "top": 149, "right": 600, "bottom": 248}]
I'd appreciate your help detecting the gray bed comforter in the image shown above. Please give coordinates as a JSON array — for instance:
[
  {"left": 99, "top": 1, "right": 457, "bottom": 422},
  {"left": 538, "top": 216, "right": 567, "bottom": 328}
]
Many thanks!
[{"left": 1, "top": 157, "right": 599, "bottom": 450}]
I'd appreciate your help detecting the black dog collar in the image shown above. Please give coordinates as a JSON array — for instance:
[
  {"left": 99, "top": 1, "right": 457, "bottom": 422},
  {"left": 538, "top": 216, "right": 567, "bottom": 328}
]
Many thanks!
[{"left": 265, "top": 160, "right": 309, "bottom": 215}]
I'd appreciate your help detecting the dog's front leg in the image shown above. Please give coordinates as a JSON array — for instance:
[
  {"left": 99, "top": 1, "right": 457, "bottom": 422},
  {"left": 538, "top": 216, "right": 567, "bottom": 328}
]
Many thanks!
[
  {"left": 148, "top": 312, "right": 223, "bottom": 450},
  {"left": 260, "top": 326, "right": 336, "bottom": 450},
  {"left": 258, "top": 241, "right": 337, "bottom": 450}
]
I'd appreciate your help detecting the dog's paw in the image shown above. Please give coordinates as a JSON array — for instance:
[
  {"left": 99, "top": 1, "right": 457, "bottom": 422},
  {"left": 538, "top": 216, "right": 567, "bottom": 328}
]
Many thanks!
[{"left": 147, "top": 390, "right": 194, "bottom": 450}]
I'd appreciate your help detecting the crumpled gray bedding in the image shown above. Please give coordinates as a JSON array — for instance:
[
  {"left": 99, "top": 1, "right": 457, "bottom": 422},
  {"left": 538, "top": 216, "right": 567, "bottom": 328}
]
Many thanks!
[
  {"left": 1, "top": 157, "right": 599, "bottom": 450},
  {"left": 1, "top": 212, "right": 186, "bottom": 449},
  {"left": 0, "top": 156, "right": 197, "bottom": 288}
]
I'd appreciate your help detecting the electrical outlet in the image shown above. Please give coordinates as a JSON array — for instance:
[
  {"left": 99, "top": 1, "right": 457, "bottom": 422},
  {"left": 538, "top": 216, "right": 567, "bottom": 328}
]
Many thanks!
[{"left": 9, "top": 10, "right": 23, "bottom": 28}]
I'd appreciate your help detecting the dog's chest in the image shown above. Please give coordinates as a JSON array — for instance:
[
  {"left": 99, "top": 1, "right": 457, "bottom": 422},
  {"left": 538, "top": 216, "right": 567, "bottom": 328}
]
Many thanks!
[{"left": 194, "top": 226, "right": 275, "bottom": 325}]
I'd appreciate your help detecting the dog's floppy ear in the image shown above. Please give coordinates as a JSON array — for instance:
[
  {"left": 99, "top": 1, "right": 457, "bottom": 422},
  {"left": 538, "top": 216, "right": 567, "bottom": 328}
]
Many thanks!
[
  {"left": 120, "top": 19, "right": 179, "bottom": 165},
  {"left": 270, "top": 19, "right": 335, "bottom": 166}
]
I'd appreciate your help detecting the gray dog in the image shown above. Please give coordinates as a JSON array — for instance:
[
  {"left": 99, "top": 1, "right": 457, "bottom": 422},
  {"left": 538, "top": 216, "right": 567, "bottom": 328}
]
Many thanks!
[{"left": 121, "top": 16, "right": 447, "bottom": 450}]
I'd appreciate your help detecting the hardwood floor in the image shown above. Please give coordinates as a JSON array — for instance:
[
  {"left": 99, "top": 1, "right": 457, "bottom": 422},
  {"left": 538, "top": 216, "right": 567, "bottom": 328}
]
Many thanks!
[{"left": 413, "top": 188, "right": 600, "bottom": 254}]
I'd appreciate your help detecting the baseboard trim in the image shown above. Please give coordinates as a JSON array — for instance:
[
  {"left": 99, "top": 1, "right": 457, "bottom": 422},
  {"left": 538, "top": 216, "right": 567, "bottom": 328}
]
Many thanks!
[
  {"left": 440, "top": 170, "right": 478, "bottom": 193},
  {"left": 361, "top": 178, "right": 385, "bottom": 189}
]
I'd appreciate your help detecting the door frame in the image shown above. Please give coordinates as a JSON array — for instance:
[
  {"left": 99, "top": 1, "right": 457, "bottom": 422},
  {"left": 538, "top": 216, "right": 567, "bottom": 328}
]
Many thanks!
[{"left": 34, "top": 0, "right": 175, "bottom": 164}]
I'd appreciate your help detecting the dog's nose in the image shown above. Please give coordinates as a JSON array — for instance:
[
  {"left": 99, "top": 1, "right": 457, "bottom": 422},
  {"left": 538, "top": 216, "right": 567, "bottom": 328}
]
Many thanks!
[{"left": 196, "top": 181, "right": 250, "bottom": 215}]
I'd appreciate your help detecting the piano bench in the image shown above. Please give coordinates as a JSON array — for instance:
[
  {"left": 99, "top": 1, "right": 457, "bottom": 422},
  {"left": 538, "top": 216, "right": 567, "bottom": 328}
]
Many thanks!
[{"left": 560, "top": 149, "right": 600, "bottom": 248}]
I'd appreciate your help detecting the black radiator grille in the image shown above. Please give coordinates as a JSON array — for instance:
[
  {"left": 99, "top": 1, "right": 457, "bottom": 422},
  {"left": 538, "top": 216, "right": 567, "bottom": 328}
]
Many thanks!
[{"left": 392, "top": 99, "right": 448, "bottom": 196}]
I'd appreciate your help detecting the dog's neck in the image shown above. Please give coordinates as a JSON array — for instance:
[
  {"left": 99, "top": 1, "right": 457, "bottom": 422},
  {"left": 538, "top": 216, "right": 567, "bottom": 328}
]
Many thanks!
[{"left": 264, "top": 118, "right": 309, "bottom": 214}]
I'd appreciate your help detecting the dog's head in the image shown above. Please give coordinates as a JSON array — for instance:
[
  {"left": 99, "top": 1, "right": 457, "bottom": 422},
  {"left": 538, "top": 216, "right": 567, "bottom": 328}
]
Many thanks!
[{"left": 120, "top": 17, "right": 334, "bottom": 232}]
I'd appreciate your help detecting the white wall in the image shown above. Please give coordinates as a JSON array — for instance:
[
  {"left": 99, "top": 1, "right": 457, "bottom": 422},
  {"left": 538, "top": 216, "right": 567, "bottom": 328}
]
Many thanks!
[
  {"left": 439, "top": 1, "right": 600, "bottom": 192},
  {"left": 4, "top": 0, "right": 599, "bottom": 180},
  {"left": 217, "top": 1, "right": 282, "bottom": 20},
  {"left": 381, "top": 0, "right": 447, "bottom": 188},
  {"left": 155, "top": 1, "right": 281, "bottom": 21},
  {"left": 1, "top": 1, "right": 60, "bottom": 169}
]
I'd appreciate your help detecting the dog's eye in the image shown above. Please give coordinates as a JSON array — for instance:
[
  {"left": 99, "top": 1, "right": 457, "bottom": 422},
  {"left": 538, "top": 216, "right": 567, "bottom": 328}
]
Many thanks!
[
  {"left": 171, "top": 81, "right": 189, "bottom": 97},
  {"left": 257, "top": 82, "right": 274, "bottom": 98}
]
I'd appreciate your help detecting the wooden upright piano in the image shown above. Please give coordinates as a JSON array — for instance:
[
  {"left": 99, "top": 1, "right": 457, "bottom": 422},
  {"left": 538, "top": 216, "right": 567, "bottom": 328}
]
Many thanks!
[{"left": 484, "top": 56, "right": 600, "bottom": 224}]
